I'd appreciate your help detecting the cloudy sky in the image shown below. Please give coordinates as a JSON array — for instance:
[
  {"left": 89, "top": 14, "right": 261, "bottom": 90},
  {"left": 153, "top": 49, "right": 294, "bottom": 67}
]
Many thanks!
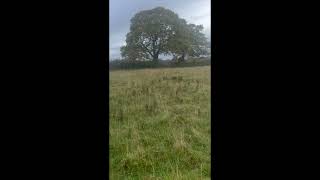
[{"left": 110, "top": 0, "right": 211, "bottom": 60}]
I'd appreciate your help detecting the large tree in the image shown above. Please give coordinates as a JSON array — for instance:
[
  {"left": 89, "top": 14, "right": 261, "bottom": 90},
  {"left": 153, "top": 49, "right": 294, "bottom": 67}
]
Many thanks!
[
  {"left": 121, "top": 7, "right": 209, "bottom": 62},
  {"left": 121, "top": 7, "right": 180, "bottom": 62}
]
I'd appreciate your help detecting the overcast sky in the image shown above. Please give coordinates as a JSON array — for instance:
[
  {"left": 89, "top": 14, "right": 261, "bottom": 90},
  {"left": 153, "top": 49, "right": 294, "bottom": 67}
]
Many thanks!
[{"left": 110, "top": 0, "right": 211, "bottom": 60}]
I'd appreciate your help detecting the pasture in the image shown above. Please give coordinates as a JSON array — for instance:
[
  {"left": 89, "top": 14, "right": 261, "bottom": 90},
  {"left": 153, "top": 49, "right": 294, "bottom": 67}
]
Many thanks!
[{"left": 109, "top": 66, "right": 211, "bottom": 179}]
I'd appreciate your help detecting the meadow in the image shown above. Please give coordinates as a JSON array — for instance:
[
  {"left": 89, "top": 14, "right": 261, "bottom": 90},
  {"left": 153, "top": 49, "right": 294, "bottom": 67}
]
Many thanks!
[{"left": 109, "top": 66, "right": 211, "bottom": 179}]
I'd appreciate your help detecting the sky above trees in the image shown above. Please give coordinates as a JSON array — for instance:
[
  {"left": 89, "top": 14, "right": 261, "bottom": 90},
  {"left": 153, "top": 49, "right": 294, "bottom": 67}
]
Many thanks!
[{"left": 110, "top": 0, "right": 211, "bottom": 60}]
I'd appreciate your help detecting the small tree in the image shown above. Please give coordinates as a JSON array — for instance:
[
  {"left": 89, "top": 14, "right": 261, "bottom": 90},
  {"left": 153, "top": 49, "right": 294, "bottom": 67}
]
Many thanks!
[{"left": 168, "top": 23, "right": 209, "bottom": 62}]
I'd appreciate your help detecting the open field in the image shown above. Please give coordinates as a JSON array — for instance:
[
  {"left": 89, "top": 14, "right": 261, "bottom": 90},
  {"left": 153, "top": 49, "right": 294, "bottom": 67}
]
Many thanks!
[{"left": 110, "top": 66, "right": 211, "bottom": 179}]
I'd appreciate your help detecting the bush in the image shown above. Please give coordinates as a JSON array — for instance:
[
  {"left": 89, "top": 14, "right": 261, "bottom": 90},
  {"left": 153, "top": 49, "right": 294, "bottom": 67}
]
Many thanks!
[{"left": 109, "top": 57, "right": 211, "bottom": 70}]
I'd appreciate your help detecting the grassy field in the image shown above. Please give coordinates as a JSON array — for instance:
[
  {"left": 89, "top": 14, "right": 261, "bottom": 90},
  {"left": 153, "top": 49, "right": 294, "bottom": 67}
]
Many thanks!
[{"left": 109, "top": 66, "right": 211, "bottom": 179}]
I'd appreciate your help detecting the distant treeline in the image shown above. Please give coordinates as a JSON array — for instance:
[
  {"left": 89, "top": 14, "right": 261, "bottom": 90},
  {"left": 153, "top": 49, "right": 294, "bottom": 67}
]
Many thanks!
[{"left": 109, "top": 57, "right": 211, "bottom": 70}]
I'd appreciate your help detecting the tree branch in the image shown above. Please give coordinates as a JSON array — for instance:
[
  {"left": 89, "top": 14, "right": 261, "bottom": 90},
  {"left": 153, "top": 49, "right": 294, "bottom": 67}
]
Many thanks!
[{"left": 140, "top": 42, "right": 154, "bottom": 57}]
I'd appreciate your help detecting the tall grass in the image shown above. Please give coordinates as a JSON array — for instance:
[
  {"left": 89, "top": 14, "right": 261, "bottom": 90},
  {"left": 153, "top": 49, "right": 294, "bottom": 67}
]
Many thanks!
[{"left": 110, "top": 66, "right": 211, "bottom": 179}]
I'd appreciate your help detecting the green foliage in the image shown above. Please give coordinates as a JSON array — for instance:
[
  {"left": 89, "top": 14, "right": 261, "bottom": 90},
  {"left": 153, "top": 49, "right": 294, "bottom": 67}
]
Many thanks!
[
  {"left": 121, "top": 7, "right": 180, "bottom": 61},
  {"left": 110, "top": 66, "right": 211, "bottom": 179},
  {"left": 169, "top": 22, "right": 209, "bottom": 62},
  {"left": 120, "top": 7, "right": 210, "bottom": 62}
]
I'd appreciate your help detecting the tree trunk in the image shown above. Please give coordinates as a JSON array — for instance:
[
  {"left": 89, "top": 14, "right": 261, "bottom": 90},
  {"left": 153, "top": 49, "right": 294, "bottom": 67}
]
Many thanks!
[
  {"left": 178, "top": 51, "right": 186, "bottom": 62},
  {"left": 181, "top": 52, "right": 185, "bottom": 62},
  {"left": 152, "top": 35, "right": 159, "bottom": 62},
  {"left": 152, "top": 53, "right": 159, "bottom": 62}
]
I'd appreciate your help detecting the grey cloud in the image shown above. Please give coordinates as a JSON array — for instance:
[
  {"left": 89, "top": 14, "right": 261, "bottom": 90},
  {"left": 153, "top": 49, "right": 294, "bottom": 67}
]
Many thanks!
[{"left": 191, "top": 13, "right": 211, "bottom": 21}]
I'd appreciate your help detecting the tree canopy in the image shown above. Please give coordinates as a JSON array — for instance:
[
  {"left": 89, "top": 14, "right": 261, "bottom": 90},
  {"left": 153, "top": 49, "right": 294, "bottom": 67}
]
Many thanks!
[{"left": 120, "top": 7, "right": 209, "bottom": 62}]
